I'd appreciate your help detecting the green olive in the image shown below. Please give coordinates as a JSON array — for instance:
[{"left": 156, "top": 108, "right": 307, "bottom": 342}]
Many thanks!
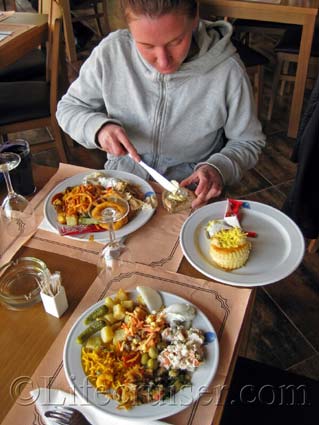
[
  {"left": 141, "top": 353, "right": 149, "bottom": 365},
  {"left": 148, "top": 346, "right": 158, "bottom": 359},
  {"left": 147, "top": 358, "right": 158, "bottom": 370}
]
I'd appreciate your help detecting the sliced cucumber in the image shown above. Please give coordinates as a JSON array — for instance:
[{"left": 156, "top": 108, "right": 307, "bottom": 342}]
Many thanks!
[
  {"left": 84, "top": 305, "right": 108, "bottom": 325},
  {"left": 76, "top": 320, "right": 106, "bottom": 345}
]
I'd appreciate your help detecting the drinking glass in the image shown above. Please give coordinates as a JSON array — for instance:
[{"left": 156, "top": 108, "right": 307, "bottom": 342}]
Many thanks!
[
  {"left": 96, "top": 195, "right": 131, "bottom": 278},
  {"left": 0, "top": 152, "right": 36, "bottom": 237},
  {"left": 0, "top": 140, "right": 35, "bottom": 196}
]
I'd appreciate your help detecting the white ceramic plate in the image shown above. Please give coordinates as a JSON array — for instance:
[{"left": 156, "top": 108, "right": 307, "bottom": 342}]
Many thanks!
[
  {"left": 44, "top": 170, "right": 156, "bottom": 242},
  {"left": 180, "top": 201, "right": 305, "bottom": 287},
  {"left": 63, "top": 290, "right": 219, "bottom": 421}
]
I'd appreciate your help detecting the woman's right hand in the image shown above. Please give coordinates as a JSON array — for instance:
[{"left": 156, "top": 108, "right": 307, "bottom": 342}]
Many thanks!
[{"left": 97, "top": 124, "right": 140, "bottom": 161}]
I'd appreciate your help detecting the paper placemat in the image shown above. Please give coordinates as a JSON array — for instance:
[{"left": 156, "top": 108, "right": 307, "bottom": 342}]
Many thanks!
[
  {"left": 1, "top": 164, "right": 190, "bottom": 272},
  {"left": 2, "top": 263, "right": 252, "bottom": 425},
  {"left": 0, "top": 11, "right": 15, "bottom": 22}
]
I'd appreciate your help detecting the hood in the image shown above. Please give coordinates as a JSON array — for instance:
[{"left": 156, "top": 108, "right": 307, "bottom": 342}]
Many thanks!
[
  {"left": 133, "top": 19, "right": 237, "bottom": 80},
  {"left": 179, "top": 20, "right": 236, "bottom": 75}
]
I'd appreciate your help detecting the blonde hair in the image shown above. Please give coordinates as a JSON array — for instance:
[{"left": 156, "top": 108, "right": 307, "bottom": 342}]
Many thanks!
[{"left": 120, "top": 0, "right": 198, "bottom": 22}]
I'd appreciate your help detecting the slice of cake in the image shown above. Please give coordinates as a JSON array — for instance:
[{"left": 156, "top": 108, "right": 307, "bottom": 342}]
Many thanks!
[{"left": 208, "top": 226, "right": 251, "bottom": 270}]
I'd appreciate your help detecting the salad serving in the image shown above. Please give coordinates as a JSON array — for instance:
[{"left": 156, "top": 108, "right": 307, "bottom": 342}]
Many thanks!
[
  {"left": 50, "top": 172, "right": 157, "bottom": 235},
  {"left": 75, "top": 287, "right": 215, "bottom": 410}
]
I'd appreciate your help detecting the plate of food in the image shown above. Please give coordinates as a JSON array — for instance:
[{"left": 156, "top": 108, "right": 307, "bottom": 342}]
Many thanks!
[
  {"left": 180, "top": 200, "right": 305, "bottom": 287},
  {"left": 44, "top": 170, "right": 157, "bottom": 242},
  {"left": 63, "top": 287, "right": 219, "bottom": 421}
]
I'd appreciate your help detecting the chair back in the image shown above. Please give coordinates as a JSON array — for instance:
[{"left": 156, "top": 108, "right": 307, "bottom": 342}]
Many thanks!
[
  {"left": 41, "top": 0, "right": 64, "bottom": 113},
  {"left": 48, "top": 17, "right": 62, "bottom": 117},
  {"left": 0, "top": 2, "right": 68, "bottom": 162}
]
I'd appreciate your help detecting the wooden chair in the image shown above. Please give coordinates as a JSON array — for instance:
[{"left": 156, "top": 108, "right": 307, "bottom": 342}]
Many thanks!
[
  {"left": 1, "top": 0, "right": 16, "bottom": 11},
  {"left": 59, "top": 0, "right": 111, "bottom": 63},
  {"left": 232, "top": 19, "right": 290, "bottom": 47},
  {"left": 308, "top": 237, "right": 319, "bottom": 253},
  {"left": 267, "top": 27, "right": 319, "bottom": 120},
  {"left": 232, "top": 38, "right": 268, "bottom": 117},
  {"left": 0, "top": 2, "right": 69, "bottom": 162},
  {"left": 70, "top": 0, "right": 109, "bottom": 37}
]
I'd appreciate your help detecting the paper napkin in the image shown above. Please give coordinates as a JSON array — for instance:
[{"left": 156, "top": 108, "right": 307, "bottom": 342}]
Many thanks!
[{"left": 31, "top": 388, "right": 171, "bottom": 425}]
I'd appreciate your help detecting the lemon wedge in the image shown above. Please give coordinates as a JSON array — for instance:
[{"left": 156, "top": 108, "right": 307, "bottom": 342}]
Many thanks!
[{"left": 136, "top": 286, "right": 163, "bottom": 314}]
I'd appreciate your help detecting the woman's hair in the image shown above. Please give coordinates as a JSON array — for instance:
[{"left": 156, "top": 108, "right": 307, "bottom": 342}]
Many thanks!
[{"left": 120, "top": 0, "right": 198, "bottom": 22}]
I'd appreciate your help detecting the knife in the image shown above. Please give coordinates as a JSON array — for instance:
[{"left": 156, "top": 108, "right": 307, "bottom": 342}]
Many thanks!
[{"left": 129, "top": 155, "right": 177, "bottom": 192}]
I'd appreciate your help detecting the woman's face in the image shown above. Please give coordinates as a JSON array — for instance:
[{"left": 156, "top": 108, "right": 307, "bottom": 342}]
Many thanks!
[{"left": 128, "top": 12, "right": 198, "bottom": 74}]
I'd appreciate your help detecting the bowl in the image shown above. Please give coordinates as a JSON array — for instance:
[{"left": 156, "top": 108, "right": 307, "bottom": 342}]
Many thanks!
[{"left": 0, "top": 257, "right": 49, "bottom": 310}]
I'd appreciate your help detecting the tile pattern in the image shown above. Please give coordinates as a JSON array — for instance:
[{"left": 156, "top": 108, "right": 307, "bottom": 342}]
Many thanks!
[{"left": 2, "top": 1, "right": 319, "bottom": 382}]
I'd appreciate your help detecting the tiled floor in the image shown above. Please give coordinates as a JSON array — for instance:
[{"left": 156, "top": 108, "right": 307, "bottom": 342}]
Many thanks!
[{"left": 3, "top": 1, "right": 319, "bottom": 382}]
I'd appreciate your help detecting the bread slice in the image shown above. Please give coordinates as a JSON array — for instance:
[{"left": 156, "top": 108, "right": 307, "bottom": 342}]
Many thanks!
[{"left": 162, "top": 188, "right": 195, "bottom": 213}]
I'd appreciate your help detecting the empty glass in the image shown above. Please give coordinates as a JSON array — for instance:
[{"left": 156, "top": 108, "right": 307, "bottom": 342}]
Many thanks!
[
  {"left": 0, "top": 152, "right": 36, "bottom": 237},
  {"left": 96, "top": 195, "right": 132, "bottom": 279}
]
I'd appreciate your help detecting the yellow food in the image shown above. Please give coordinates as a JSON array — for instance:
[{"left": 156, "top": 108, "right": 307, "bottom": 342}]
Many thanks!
[
  {"left": 81, "top": 289, "right": 167, "bottom": 409},
  {"left": 209, "top": 227, "right": 251, "bottom": 270},
  {"left": 52, "top": 185, "right": 129, "bottom": 230}
]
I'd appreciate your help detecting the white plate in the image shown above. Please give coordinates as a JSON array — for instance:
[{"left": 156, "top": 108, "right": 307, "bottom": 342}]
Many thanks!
[
  {"left": 44, "top": 170, "right": 156, "bottom": 242},
  {"left": 63, "top": 290, "right": 219, "bottom": 421},
  {"left": 180, "top": 201, "right": 305, "bottom": 287}
]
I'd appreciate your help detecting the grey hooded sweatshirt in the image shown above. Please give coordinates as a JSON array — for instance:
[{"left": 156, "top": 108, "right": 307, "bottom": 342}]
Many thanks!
[{"left": 56, "top": 20, "right": 266, "bottom": 185}]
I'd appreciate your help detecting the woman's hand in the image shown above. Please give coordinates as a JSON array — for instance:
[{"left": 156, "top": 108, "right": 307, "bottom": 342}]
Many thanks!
[
  {"left": 180, "top": 164, "right": 223, "bottom": 208},
  {"left": 97, "top": 124, "right": 140, "bottom": 161}
]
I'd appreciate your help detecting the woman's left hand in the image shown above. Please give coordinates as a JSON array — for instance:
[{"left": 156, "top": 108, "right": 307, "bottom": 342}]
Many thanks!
[{"left": 180, "top": 164, "right": 223, "bottom": 208}]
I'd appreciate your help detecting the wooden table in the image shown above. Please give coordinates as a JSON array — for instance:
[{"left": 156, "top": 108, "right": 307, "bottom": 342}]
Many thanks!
[
  {"left": 0, "top": 164, "right": 255, "bottom": 424},
  {"left": 200, "top": 0, "right": 319, "bottom": 138},
  {"left": 0, "top": 12, "right": 48, "bottom": 68}
]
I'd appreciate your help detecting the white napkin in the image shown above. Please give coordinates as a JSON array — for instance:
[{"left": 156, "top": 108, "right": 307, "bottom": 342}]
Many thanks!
[
  {"left": 31, "top": 388, "right": 171, "bottom": 425},
  {"left": 39, "top": 217, "right": 54, "bottom": 232}
]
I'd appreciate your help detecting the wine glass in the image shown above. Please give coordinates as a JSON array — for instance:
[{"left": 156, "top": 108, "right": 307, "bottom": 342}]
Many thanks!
[
  {"left": 96, "top": 195, "right": 131, "bottom": 278},
  {"left": 0, "top": 152, "right": 36, "bottom": 237}
]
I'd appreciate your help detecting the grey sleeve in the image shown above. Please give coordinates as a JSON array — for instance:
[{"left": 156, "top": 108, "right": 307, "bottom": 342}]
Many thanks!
[
  {"left": 56, "top": 45, "right": 123, "bottom": 149},
  {"left": 203, "top": 67, "right": 266, "bottom": 185}
]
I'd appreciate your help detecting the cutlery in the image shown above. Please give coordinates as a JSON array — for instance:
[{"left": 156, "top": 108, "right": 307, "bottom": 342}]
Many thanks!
[
  {"left": 45, "top": 407, "right": 91, "bottom": 425},
  {"left": 129, "top": 155, "right": 176, "bottom": 192}
]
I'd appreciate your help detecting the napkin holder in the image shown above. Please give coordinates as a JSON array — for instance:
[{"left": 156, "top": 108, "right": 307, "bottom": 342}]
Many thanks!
[{"left": 40, "top": 286, "right": 68, "bottom": 318}]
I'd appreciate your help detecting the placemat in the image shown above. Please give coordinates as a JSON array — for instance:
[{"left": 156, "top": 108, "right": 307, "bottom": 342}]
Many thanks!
[
  {"left": 1, "top": 164, "right": 191, "bottom": 273},
  {"left": 0, "top": 11, "right": 15, "bottom": 23},
  {"left": 2, "top": 262, "right": 252, "bottom": 425}
]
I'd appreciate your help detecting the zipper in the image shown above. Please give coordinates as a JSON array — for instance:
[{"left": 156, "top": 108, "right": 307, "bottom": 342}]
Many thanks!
[{"left": 151, "top": 74, "right": 167, "bottom": 170}]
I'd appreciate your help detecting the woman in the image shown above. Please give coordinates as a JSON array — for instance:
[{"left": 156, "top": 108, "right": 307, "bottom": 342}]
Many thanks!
[{"left": 56, "top": 0, "right": 265, "bottom": 208}]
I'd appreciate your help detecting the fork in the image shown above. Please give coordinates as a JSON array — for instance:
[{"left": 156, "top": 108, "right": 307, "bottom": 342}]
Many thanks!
[{"left": 44, "top": 407, "right": 91, "bottom": 425}]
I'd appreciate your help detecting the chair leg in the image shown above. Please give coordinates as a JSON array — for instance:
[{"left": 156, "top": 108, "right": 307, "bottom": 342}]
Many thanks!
[
  {"left": 0, "top": 133, "right": 9, "bottom": 143},
  {"left": 92, "top": 0, "right": 104, "bottom": 37},
  {"left": 279, "top": 60, "right": 289, "bottom": 96},
  {"left": 59, "top": 0, "right": 78, "bottom": 63},
  {"left": 254, "top": 65, "right": 264, "bottom": 118},
  {"left": 267, "top": 56, "right": 284, "bottom": 120},
  {"left": 308, "top": 237, "right": 319, "bottom": 254},
  {"left": 101, "top": 0, "right": 111, "bottom": 35}
]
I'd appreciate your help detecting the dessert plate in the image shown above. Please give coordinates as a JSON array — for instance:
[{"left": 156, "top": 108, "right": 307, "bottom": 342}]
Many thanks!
[
  {"left": 180, "top": 201, "right": 305, "bottom": 287},
  {"left": 44, "top": 170, "right": 156, "bottom": 242},
  {"left": 63, "top": 290, "right": 219, "bottom": 421}
]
